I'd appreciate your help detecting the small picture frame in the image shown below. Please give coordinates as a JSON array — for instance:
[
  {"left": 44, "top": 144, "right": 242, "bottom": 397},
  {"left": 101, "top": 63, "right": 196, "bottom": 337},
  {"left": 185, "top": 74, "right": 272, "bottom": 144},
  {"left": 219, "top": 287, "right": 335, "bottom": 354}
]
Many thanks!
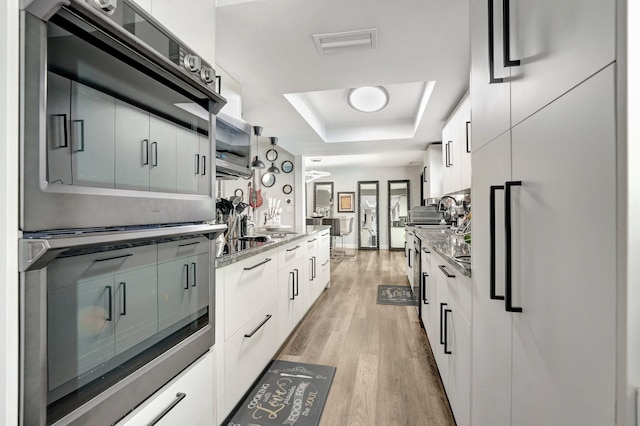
[{"left": 337, "top": 192, "right": 355, "bottom": 213}]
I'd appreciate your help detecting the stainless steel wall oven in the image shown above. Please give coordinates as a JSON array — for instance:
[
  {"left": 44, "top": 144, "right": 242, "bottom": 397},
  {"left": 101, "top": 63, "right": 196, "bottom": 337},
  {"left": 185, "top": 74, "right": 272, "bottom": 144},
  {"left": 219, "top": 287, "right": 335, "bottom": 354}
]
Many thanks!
[{"left": 19, "top": 0, "right": 227, "bottom": 424}]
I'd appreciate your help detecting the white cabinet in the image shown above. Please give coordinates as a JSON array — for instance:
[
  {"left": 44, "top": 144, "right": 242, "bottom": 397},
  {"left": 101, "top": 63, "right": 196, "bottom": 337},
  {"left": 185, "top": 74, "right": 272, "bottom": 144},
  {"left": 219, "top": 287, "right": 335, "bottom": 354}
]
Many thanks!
[
  {"left": 422, "top": 143, "right": 443, "bottom": 200},
  {"left": 71, "top": 81, "right": 116, "bottom": 188},
  {"left": 419, "top": 244, "right": 436, "bottom": 340},
  {"left": 117, "top": 350, "right": 214, "bottom": 426},
  {"left": 470, "top": 0, "right": 615, "bottom": 149},
  {"left": 305, "top": 234, "right": 320, "bottom": 312},
  {"left": 431, "top": 253, "right": 471, "bottom": 426},
  {"left": 278, "top": 242, "right": 306, "bottom": 344},
  {"left": 441, "top": 93, "right": 471, "bottom": 194},
  {"left": 404, "top": 229, "right": 414, "bottom": 288},
  {"left": 470, "top": 65, "right": 617, "bottom": 426}
]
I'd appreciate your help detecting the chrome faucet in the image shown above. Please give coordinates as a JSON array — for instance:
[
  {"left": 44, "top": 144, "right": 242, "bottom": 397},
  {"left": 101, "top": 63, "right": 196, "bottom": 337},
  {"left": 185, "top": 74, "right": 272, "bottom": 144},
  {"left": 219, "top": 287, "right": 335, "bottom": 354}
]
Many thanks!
[{"left": 437, "top": 196, "right": 458, "bottom": 211}]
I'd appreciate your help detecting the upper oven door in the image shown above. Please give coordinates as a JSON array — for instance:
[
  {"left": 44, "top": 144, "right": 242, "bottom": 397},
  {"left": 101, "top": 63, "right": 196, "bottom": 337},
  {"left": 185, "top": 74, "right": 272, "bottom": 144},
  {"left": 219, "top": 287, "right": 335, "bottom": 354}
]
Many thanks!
[{"left": 20, "top": 1, "right": 227, "bottom": 232}]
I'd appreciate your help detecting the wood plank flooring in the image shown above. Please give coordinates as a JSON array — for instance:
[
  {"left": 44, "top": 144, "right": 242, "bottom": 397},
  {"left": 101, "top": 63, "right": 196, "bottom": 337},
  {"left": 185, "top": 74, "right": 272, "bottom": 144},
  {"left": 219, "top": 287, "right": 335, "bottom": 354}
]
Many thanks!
[{"left": 275, "top": 250, "right": 456, "bottom": 426}]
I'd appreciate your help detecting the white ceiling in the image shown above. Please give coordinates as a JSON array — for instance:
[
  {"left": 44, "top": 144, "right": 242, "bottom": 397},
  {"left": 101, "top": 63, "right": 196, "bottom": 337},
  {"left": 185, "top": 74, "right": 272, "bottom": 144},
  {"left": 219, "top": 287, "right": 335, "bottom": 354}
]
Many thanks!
[{"left": 215, "top": 0, "right": 470, "bottom": 168}]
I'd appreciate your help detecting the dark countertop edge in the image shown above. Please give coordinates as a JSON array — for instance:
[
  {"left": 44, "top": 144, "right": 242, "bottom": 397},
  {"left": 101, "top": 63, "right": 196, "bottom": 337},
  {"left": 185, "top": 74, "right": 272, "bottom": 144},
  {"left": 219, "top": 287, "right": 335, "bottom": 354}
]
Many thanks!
[
  {"left": 215, "top": 225, "right": 331, "bottom": 268},
  {"left": 410, "top": 226, "right": 472, "bottom": 277}
]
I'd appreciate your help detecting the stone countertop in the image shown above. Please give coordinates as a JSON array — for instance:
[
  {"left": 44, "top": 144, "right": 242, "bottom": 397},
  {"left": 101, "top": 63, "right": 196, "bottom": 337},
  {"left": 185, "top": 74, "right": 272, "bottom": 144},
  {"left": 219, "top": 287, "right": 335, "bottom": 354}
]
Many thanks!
[
  {"left": 410, "top": 226, "right": 472, "bottom": 277},
  {"left": 215, "top": 225, "right": 331, "bottom": 268}
]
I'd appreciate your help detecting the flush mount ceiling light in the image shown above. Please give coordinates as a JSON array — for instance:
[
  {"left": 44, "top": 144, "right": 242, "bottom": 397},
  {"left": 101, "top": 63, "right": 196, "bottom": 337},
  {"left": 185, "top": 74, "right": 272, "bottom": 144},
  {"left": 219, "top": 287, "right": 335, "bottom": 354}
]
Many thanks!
[{"left": 347, "top": 86, "right": 389, "bottom": 113}]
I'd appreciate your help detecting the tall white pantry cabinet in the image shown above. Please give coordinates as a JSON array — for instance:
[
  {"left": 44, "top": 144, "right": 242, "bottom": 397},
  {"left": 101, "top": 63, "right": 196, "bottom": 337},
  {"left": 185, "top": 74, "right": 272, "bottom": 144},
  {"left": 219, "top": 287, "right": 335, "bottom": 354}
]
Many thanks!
[{"left": 469, "top": 0, "right": 618, "bottom": 424}]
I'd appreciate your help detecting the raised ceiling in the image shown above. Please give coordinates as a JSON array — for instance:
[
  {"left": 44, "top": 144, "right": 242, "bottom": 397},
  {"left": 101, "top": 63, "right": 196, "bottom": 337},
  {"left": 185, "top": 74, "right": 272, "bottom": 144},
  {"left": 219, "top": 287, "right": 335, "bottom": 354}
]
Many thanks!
[{"left": 215, "top": 0, "right": 470, "bottom": 168}]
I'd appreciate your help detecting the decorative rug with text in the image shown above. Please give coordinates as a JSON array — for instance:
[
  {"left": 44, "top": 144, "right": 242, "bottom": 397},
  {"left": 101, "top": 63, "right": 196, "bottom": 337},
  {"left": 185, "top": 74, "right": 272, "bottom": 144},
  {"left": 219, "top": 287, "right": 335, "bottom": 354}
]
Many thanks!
[{"left": 376, "top": 285, "right": 418, "bottom": 306}]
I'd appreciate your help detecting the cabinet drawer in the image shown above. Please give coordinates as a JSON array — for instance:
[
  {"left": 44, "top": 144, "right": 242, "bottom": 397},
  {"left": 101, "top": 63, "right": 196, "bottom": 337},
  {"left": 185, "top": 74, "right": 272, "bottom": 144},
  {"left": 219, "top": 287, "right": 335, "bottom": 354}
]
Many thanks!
[
  {"left": 223, "top": 302, "right": 280, "bottom": 416},
  {"left": 305, "top": 234, "right": 319, "bottom": 252},
  {"left": 223, "top": 250, "right": 278, "bottom": 339},
  {"left": 117, "top": 351, "right": 214, "bottom": 426},
  {"left": 158, "top": 236, "right": 209, "bottom": 262},
  {"left": 435, "top": 257, "right": 471, "bottom": 323},
  {"left": 278, "top": 240, "right": 305, "bottom": 267}
]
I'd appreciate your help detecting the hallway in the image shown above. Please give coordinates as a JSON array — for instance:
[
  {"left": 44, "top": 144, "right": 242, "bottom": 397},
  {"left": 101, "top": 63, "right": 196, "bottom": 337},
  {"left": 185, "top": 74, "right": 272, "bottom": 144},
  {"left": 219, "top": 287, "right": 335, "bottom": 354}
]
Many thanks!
[{"left": 276, "top": 250, "right": 456, "bottom": 425}]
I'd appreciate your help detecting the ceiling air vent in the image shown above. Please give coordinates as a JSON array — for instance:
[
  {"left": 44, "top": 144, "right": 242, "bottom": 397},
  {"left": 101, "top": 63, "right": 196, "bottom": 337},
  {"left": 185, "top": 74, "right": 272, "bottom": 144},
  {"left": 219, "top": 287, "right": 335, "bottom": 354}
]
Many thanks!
[{"left": 312, "top": 28, "right": 378, "bottom": 54}]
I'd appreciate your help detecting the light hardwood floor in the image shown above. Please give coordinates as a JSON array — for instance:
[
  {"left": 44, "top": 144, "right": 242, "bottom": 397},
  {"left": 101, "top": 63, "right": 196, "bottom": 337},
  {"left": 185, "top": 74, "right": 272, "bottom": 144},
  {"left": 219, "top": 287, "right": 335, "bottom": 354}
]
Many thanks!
[{"left": 276, "top": 250, "right": 456, "bottom": 426}]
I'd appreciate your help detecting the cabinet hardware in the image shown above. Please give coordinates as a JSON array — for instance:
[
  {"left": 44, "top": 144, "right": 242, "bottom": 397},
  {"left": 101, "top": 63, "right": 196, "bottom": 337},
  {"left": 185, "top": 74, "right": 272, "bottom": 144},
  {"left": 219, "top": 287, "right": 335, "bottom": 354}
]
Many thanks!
[
  {"left": 444, "top": 308, "right": 452, "bottom": 354},
  {"left": 243, "top": 258, "right": 272, "bottom": 271},
  {"left": 191, "top": 262, "right": 197, "bottom": 287},
  {"left": 466, "top": 121, "right": 471, "bottom": 153},
  {"left": 71, "top": 119, "right": 85, "bottom": 152},
  {"left": 404, "top": 241, "right": 407, "bottom": 258},
  {"left": 142, "top": 139, "right": 149, "bottom": 165},
  {"left": 505, "top": 180, "right": 523, "bottom": 312},
  {"left": 440, "top": 303, "right": 448, "bottom": 345},
  {"left": 408, "top": 252, "right": 412, "bottom": 268},
  {"left": 438, "top": 265, "right": 455, "bottom": 278},
  {"left": 487, "top": 0, "right": 504, "bottom": 84},
  {"left": 447, "top": 141, "right": 453, "bottom": 167},
  {"left": 178, "top": 241, "right": 200, "bottom": 248},
  {"left": 322, "top": 260, "right": 329, "bottom": 267},
  {"left": 321, "top": 232, "right": 329, "bottom": 236},
  {"left": 151, "top": 141, "right": 158, "bottom": 167},
  {"left": 120, "top": 282, "right": 127, "bottom": 316},
  {"left": 183, "top": 264, "right": 189, "bottom": 289},
  {"left": 294, "top": 268, "right": 299, "bottom": 297},
  {"left": 309, "top": 258, "right": 314, "bottom": 281},
  {"left": 244, "top": 314, "right": 273, "bottom": 338},
  {"left": 422, "top": 247, "right": 431, "bottom": 254},
  {"left": 289, "top": 271, "right": 295, "bottom": 300},
  {"left": 423, "top": 166, "right": 428, "bottom": 182},
  {"left": 422, "top": 273, "right": 429, "bottom": 304},
  {"left": 194, "top": 154, "right": 200, "bottom": 175},
  {"left": 106, "top": 286, "right": 113, "bottom": 321},
  {"left": 50, "top": 114, "right": 68, "bottom": 148},
  {"left": 148, "top": 392, "right": 186, "bottom": 426},
  {"left": 286, "top": 245, "right": 301, "bottom": 252},
  {"left": 94, "top": 253, "right": 133, "bottom": 262},
  {"left": 490, "top": 185, "right": 505, "bottom": 300},
  {"left": 307, "top": 238, "right": 317, "bottom": 243},
  {"left": 201, "top": 155, "right": 206, "bottom": 175},
  {"left": 502, "top": 0, "right": 520, "bottom": 67}
]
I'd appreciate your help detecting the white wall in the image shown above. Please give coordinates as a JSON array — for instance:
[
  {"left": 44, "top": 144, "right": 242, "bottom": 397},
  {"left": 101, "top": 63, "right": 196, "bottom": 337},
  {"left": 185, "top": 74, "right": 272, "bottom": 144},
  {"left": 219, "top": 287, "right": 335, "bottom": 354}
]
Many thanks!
[
  {"left": 0, "top": 0, "right": 19, "bottom": 424},
  {"left": 305, "top": 166, "right": 422, "bottom": 250}
]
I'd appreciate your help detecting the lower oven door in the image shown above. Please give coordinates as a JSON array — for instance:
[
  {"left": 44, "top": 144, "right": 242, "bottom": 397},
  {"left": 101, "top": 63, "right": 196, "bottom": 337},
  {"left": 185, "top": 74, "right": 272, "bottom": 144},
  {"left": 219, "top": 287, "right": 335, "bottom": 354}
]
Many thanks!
[{"left": 20, "top": 224, "right": 224, "bottom": 425}]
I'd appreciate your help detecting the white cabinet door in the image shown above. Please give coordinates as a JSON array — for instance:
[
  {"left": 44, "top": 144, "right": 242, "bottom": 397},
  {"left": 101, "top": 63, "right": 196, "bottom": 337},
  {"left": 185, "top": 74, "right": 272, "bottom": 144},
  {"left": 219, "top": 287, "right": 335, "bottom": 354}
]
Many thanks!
[
  {"left": 432, "top": 254, "right": 449, "bottom": 390},
  {"left": 149, "top": 115, "right": 177, "bottom": 192},
  {"left": 304, "top": 235, "right": 320, "bottom": 312},
  {"left": 176, "top": 127, "right": 199, "bottom": 194},
  {"left": 469, "top": 0, "right": 511, "bottom": 150},
  {"left": 318, "top": 230, "right": 331, "bottom": 289},
  {"left": 509, "top": 66, "right": 616, "bottom": 426},
  {"left": 278, "top": 256, "right": 306, "bottom": 344},
  {"left": 447, "top": 305, "right": 471, "bottom": 426},
  {"left": 441, "top": 122, "right": 452, "bottom": 194},
  {"left": 115, "top": 100, "right": 150, "bottom": 191},
  {"left": 198, "top": 134, "right": 211, "bottom": 196},
  {"left": 458, "top": 96, "right": 471, "bottom": 190},
  {"left": 423, "top": 143, "right": 443, "bottom": 199},
  {"left": 48, "top": 275, "right": 116, "bottom": 390},
  {"left": 46, "top": 72, "right": 72, "bottom": 185},
  {"left": 118, "top": 351, "right": 214, "bottom": 426},
  {"left": 71, "top": 82, "right": 116, "bottom": 188},
  {"left": 113, "top": 265, "right": 158, "bottom": 354},
  {"left": 510, "top": 0, "right": 615, "bottom": 127},
  {"left": 470, "top": 132, "right": 513, "bottom": 426},
  {"left": 419, "top": 246, "right": 435, "bottom": 339}
]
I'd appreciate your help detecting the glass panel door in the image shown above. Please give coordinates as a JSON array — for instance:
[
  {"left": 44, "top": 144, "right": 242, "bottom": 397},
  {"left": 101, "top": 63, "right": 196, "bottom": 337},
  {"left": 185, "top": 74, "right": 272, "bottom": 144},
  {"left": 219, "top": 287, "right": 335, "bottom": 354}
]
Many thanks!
[
  {"left": 358, "top": 181, "right": 379, "bottom": 249},
  {"left": 388, "top": 180, "right": 410, "bottom": 250}
]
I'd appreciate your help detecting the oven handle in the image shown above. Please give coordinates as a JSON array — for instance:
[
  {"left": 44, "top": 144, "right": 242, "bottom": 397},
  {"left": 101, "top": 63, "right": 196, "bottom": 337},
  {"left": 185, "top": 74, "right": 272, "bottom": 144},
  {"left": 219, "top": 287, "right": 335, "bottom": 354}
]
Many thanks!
[
  {"left": 71, "top": 119, "right": 85, "bottom": 152},
  {"left": 151, "top": 142, "right": 158, "bottom": 167},
  {"left": 19, "top": 223, "right": 227, "bottom": 272},
  {"left": 106, "top": 286, "right": 113, "bottom": 322},
  {"left": 142, "top": 139, "right": 149, "bottom": 166}
]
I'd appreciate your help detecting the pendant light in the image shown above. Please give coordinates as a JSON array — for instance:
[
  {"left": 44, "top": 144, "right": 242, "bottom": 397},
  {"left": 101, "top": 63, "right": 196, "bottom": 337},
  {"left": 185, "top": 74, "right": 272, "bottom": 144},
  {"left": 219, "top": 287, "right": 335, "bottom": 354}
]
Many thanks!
[
  {"left": 266, "top": 137, "right": 280, "bottom": 174},
  {"left": 251, "top": 125, "right": 266, "bottom": 169}
]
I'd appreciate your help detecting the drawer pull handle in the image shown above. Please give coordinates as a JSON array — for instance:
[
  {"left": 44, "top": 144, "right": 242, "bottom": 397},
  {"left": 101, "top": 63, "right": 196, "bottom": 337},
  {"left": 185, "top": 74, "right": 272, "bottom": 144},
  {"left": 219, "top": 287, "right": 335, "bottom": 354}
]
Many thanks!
[
  {"left": 286, "top": 245, "right": 301, "bottom": 252},
  {"left": 244, "top": 314, "right": 273, "bottom": 338},
  {"left": 148, "top": 392, "right": 186, "bottom": 426},
  {"left": 321, "top": 232, "right": 329, "bottom": 236},
  {"left": 307, "top": 238, "right": 317, "bottom": 243},
  {"left": 322, "top": 260, "right": 329, "bottom": 267},
  {"left": 94, "top": 253, "right": 133, "bottom": 262},
  {"left": 438, "top": 265, "right": 455, "bottom": 278},
  {"left": 422, "top": 247, "right": 430, "bottom": 254},
  {"left": 244, "top": 258, "right": 272, "bottom": 271}
]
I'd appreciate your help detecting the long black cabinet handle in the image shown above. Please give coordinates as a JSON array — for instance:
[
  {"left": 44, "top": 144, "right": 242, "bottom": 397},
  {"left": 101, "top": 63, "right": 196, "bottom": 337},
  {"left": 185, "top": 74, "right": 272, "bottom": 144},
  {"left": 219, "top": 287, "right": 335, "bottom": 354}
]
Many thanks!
[
  {"left": 294, "top": 269, "right": 300, "bottom": 297},
  {"left": 148, "top": 393, "right": 186, "bottom": 426},
  {"left": 444, "top": 308, "right": 452, "bottom": 354},
  {"left": 440, "top": 303, "right": 448, "bottom": 345},
  {"left": 438, "top": 265, "right": 455, "bottom": 278},
  {"left": 404, "top": 242, "right": 407, "bottom": 258},
  {"left": 120, "top": 282, "right": 127, "bottom": 316},
  {"left": 105, "top": 286, "right": 113, "bottom": 321},
  {"left": 183, "top": 264, "right": 189, "bottom": 289},
  {"left": 502, "top": 0, "right": 520, "bottom": 67},
  {"left": 142, "top": 139, "right": 149, "bottom": 165},
  {"left": 448, "top": 141, "right": 453, "bottom": 166},
  {"left": 490, "top": 185, "right": 505, "bottom": 301},
  {"left": 191, "top": 262, "right": 197, "bottom": 287},
  {"left": 408, "top": 252, "right": 412, "bottom": 268},
  {"left": 309, "top": 258, "right": 315, "bottom": 281},
  {"left": 313, "top": 256, "right": 317, "bottom": 279},
  {"left": 466, "top": 121, "right": 471, "bottom": 153},
  {"left": 505, "top": 180, "right": 523, "bottom": 313},
  {"left": 289, "top": 271, "right": 295, "bottom": 300},
  {"left": 244, "top": 314, "right": 273, "bottom": 338},
  {"left": 152, "top": 142, "right": 158, "bottom": 167},
  {"left": 422, "top": 273, "right": 429, "bottom": 304},
  {"left": 244, "top": 258, "right": 272, "bottom": 271},
  {"left": 286, "top": 245, "right": 301, "bottom": 252},
  {"left": 488, "top": 0, "right": 504, "bottom": 83}
]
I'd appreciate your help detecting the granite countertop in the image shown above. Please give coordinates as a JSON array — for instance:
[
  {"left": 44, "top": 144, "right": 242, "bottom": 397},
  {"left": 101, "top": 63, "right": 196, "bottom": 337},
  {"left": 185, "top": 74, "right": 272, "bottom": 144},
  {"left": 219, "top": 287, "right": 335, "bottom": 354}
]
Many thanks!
[
  {"left": 215, "top": 225, "right": 331, "bottom": 268},
  {"left": 410, "top": 226, "right": 471, "bottom": 277}
]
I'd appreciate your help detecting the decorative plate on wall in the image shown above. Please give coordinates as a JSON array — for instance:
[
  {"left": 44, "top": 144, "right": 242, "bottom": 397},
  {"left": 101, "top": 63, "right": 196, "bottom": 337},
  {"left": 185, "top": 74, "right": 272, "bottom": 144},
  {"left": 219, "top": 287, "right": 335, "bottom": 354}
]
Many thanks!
[
  {"left": 282, "top": 184, "right": 292, "bottom": 194},
  {"left": 281, "top": 160, "right": 293, "bottom": 173},
  {"left": 261, "top": 172, "right": 275, "bottom": 187},
  {"left": 266, "top": 149, "right": 278, "bottom": 162}
]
